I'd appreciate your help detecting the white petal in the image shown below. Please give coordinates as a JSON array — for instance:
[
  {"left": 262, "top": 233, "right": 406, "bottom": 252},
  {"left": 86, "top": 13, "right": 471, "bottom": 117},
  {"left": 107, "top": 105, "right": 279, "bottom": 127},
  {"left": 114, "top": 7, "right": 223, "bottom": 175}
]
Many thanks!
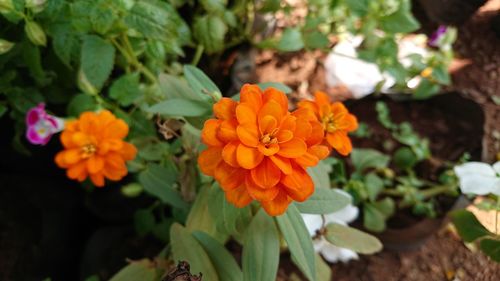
[
  {"left": 459, "top": 174, "right": 499, "bottom": 195},
  {"left": 324, "top": 205, "right": 359, "bottom": 225},
  {"left": 492, "top": 162, "right": 500, "bottom": 175},
  {"left": 454, "top": 162, "right": 496, "bottom": 178},
  {"left": 337, "top": 248, "right": 359, "bottom": 263},
  {"left": 320, "top": 242, "right": 358, "bottom": 263},
  {"left": 301, "top": 214, "right": 323, "bottom": 237}
]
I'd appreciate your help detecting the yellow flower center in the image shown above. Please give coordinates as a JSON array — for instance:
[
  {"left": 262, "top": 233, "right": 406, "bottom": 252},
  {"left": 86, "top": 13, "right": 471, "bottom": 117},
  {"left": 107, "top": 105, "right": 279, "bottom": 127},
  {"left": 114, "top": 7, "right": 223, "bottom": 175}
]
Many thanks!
[
  {"left": 322, "top": 113, "right": 338, "bottom": 133},
  {"left": 81, "top": 143, "right": 97, "bottom": 158},
  {"left": 260, "top": 128, "right": 279, "bottom": 146}
]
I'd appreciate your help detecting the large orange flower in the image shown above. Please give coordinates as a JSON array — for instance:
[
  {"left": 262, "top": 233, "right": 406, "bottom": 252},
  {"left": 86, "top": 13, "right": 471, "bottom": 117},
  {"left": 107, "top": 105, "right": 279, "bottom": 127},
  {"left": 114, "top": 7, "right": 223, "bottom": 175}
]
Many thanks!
[
  {"left": 55, "top": 110, "right": 137, "bottom": 187},
  {"left": 298, "top": 91, "right": 358, "bottom": 156},
  {"left": 198, "top": 84, "right": 329, "bottom": 216}
]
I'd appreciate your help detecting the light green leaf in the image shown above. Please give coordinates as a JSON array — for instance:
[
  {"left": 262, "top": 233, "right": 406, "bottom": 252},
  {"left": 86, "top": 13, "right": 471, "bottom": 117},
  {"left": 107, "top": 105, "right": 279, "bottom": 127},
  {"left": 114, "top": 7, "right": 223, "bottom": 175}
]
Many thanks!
[
  {"left": 277, "top": 28, "right": 304, "bottom": 52},
  {"left": 147, "top": 98, "right": 211, "bottom": 117},
  {"left": 67, "top": 94, "right": 98, "bottom": 117},
  {"left": 186, "top": 184, "right": 226, "bottom": 241},
  {"left": 307, "top": 160, "right": 331, "bottom": 189},
  {"left": 414, "top": 78, "right": 440, "bottom": 100},
  {"left": 0, "top": 38, "right": 15, "bottom": 54},
  {"left": 351, "top": 148, "right": 390, "bottom": 172},
  {"left": 276, "top": 205, "right": 316, "bottom": 281},
  {"left": 184, "top": 65, "right": 221, "bottom": 99},
  {"left": 201, "top": 0, "right": 226, "bottom": 14},
  {"left": 363, "top": 199, "right": 394, "bottom": 233},
  {"left": 295, "top": 188, "right": 351, "bottom": 214},
  {"left": 450, "top": 210, "right": 492, "bottom": 242},
  {"left": 170, "top": 223, "right": 220, "bottom": 281},
  {"left": 242, "top": 209, "right": 279, "bottom": 281},
  {"left": 158, "top": 73, "right": 205, "bottom": 101},
  {"left": 257, "top": 82, "right": 292, "bottom": 94},
  {"left": 109, "top": 259, "right": 158, "bottom": 281},
  {"left": 325, "top": 223, "right": 383, "bottom": 254},
  {"left": 208, "top": 185, "right": 252, "bottom": 236},
  {"left": 193, "top": 15, "right": 227, "bottom": 54},
  {"left": 314, "top": 253, "right": 331, "bottom": 281},
  {"left": 344, "top": 0, "right": 369, "bottom": 16},
  {"left": 79, "top": 35, "right": 115, "bottom": 93},
  {"left": 138, "top": 164, "right": 188, "bottom": 209},
  {"left": 303, "top": 31, "right": 330, "bottom": 49},
  {"left": 364, "top": 173, "right": 384, "bottom": 201},
  {"left": 379, "top": 0, "right": 420, "bottom": 33},
  {"left": 193, "top": 231, "right": 243, "bottom": 281},
  {"left": 124, "top": 0, "right": 178, "bottom": 40},
  {"left": 109, "top": 73, "right": 141, "bottom": 106}
]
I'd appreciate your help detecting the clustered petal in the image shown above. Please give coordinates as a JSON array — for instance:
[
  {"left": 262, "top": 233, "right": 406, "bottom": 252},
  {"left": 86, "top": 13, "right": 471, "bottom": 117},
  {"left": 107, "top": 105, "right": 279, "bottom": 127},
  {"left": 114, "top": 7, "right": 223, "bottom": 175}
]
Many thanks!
[
  {"left": 298, "top": 91, "right": 358, "bottom": 156},
  {"left": 198, "top": 84, "right": 330, "bottom": 216},
  {"left": 25, "top": 103, "right": 64, "bottom": 145},
  {"left": 55, "top": 110, "right": 137, "bottom": 187}
]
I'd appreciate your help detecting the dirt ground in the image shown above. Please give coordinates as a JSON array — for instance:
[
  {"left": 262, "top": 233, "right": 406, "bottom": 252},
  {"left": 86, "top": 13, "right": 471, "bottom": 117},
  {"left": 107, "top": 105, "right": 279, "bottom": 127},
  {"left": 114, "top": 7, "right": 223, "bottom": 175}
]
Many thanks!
[{"left": 252, "top": 0, "right": 500, "bottom": 280}]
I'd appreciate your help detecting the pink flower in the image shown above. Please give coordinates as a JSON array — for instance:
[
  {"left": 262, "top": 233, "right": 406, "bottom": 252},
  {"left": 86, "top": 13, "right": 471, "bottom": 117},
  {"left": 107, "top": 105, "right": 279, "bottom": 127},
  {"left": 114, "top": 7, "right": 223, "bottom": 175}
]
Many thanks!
[
  {"left": 25, "top": 103, "right": 64, "bottom": 145},
  {"left": 428, "top": 25, "right": 448, "bottom": 47}
]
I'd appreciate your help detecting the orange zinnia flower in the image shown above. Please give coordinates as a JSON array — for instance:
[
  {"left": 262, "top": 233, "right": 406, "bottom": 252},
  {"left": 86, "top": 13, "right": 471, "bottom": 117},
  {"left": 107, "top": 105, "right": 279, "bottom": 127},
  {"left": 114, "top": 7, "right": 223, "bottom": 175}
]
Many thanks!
[
  {"left": 55, "top": 110, "right": 137, "bottom": 187},
  {"left": 298, "top": 91, "right": 358, "bottom": 156},
  {"left": 198, "top": 84, "right": 329, "bottom": 216}
]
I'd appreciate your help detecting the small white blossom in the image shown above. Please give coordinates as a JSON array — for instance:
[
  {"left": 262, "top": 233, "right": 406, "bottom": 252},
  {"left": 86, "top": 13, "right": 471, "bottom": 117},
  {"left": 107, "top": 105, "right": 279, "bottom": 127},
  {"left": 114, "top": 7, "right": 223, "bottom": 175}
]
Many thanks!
[{"left": 454, "top": 162, "right": 500, "bottom": 195}]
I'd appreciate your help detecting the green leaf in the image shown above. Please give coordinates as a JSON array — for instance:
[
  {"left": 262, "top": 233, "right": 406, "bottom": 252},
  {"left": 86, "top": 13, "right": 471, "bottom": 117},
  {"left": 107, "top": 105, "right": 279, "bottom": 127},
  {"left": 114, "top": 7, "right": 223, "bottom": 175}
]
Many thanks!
[
  {"left": 90, "top": 0, "right": 117, "bottom": 35},
  {"left": 134, "top": 208, "right": 156, "bottom": 236},
  {"left": 152, "top": 219, "right": 173, "bottom": 242},
  {"left": 170, "top": 223, "right": 220, "bottom": 281},
  {"left": 257, "top": 82, "right": 293, "bottom": 94},
  {"left": 186, "top": 184, "right": 225, "bottom": 241},
  {"left": 393, "top": 147, "right": 418, "bottom": 169},
  {"left": 276, "top": 205, "right": 316, "bottom": 281},
  {"left": 307, "top": 160, "right": 331, "bottom": 189},
  {"left": 351, "top": 148, "right": 390, "bottom": 172},
  {"left": 480, "top": 239, "right": 500, "bottom": 262},
  {"left": 450, "top": 210, "right": 492, "bottom": 242},
  {"left": 379, "top": 0, "right": 420, "bottom": 33},
  {"left": 49, "top": 23, "right": 79, "bottom": 68},
  {"left": 67, "top": 94, "right": 98, "bottom": 117},
  {"left": 0, "top": 39, "right": 15, "bottom": 54},
  {"left": 109, "top": 73, "right": 141, "bottom": 106},
  {"left": 414, "top": 78, "right": 440, "bottom": 100},
  {"left": 303, "top": 31, "right": 330, "bottom": 49},
  {"left": 324, "top": 223, "right": 383, "bottom": 254},
  {"left": 25, "top": 20, "right": 47, "bottom": 46},
  {"left": 344, "top": 0, "right": 369, "bottom": 16},
  {"left": 138, "top": 164, "right": 188, "bottom": 209},
  {"left": 184, "top": 65, "right": 221, "bottom": 99},
  {"left": 158, "top": 73, "right": 205, "bottom": 101},
  {"left": 314, "top": 253, "right": 332, "bottom": 281},
  {"left": 201, "top": 0, "right": 226, "bottom": 14},
  {"left": 124, "top": 0, "right": 178, "bottom": 40},
  {"left": 147, "top": 98, "right": 211, "bottom": 117},
  {"left": 193, "top": 231, "right": 243, "bottom": 281},
  {"left": 431, "top": 65, "right": 451, "bottom": 85},
  {"left": 79, "top": 35, "right": 115, "bottom": 93},
  {"left": 242, "top": 209, "right": 279, "bottom": 281},
  {"left": 364, "top": 173, "right": 384, "bottom": 201},
  {"left": 208, "top": 185, "right": 252, "bottom": 236},
  {"left": 193, "top": 15, "right": 227, "bottom": 54},
  {"left": 109, "top": 259, "right": 158, "bottom": 281},
  {"left": 295, "top": 188, "right": 351, "bottom": 214},
  {"left": 363, "top": 199, "right": 395, "bottom": 232},
  {"left": 277, "top": 28, "right": 304, "bottom": 52},
  {"left": 0, "top": 104, "right": 7, "bottom": 118}
]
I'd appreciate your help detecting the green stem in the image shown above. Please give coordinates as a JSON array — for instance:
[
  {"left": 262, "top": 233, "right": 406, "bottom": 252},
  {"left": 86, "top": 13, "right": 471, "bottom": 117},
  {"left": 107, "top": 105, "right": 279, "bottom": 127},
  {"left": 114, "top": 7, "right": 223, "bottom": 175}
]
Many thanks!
[
  {"left": 191, "top": 45, "right": 204, "bottom": 66},
  {"left": 112, "top": 35, "right": 157, "bottom": 84},
  {"left": 381, "top": 189, "right": 404, "bottom": 196},
  {"left": 420, "top": 185, "right": 452, "bottom": 199}
]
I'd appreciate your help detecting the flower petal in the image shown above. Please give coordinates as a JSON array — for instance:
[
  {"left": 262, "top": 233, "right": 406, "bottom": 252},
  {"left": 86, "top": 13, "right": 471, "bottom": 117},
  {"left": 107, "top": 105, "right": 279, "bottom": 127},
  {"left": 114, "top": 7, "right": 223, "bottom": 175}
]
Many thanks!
[
  {"left": 90, "top": 173, "right": 105, "bottom": 187},
  {"left": 120, "top": 142, "right": 137, "bottom": 160},
  {"left": 67, "top": 161, "right": 87, "bottom": 180},
  {"left": 251, "top": 158, "right": 281, "bottom": 188},
  {"left": 87, "top": 155, "right": 105, "bottom": 174},
  {"left": 293, "top": 119, "right": 312, "bottom": 140},
  {"left": 258, "top": 100, "right": 283, "bottom": 125},
  {"left": 201, "top": 119, "right": 224, "bottom": 147},
  {"left": 237, "top": 144, "right": 264, "bottom": 169},
  {"left": 240, "top": 84, "right": 263, "bottom": 111},
  {"left": 270, "top": 155, "right": 292, "bottom": 174},
  {"left": 281, "top": 164, "right": 314, "bottom": 202},
  {"left": 326, "top": 131, "right": 352, "bottom": 156},
  {"left": 246, "top": 175, "right": 280, "bottom": 201},
  {"left": 222, "top": 141, "right": 240, "bottom": 167},
  {"left": 276, "top": 129, "right": 293, "bottom": 143},
  {"left": 225, "top": 183, "right": 253, "bottom": 208},
  {"left": 263, "top": 87, "right": 288, "bottom": 113},
  {"left": 214, "top": 98, "right": 237, "bottom": 120},
  {"left": 261, "top": 189, "right": 292, "bottom": 216},
  {"left": 277, "top": 138, "right": 307, "bottom": 158},
  {"left": 236, "top": 103, "right": 257, "bottom": 125},
  {"left": 217, "top": 119, "right": 238, "bottom": 142},
  {"left": 236, "top": 124, "right": 259, "bottom": 147},
  {"left": 257, "top": 143, "right": 279, "bottom": 156},
  {"left": 198, "top": 147, "right": 223, "bottom": 176},
  {"left": 259, "top": 115, "right": 278, "bottom": 134},
  {"left": 214, "top": 161, "right": 246, "bottom": 191},
  {"left": 63, "top": 148, "right": 82, "bottom": 165}
]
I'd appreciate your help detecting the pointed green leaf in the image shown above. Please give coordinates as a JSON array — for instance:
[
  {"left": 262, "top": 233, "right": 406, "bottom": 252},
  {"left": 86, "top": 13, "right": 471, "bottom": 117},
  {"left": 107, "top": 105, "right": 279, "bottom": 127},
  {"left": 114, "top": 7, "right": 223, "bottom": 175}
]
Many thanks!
[
  {"left": 147, "top": 98, "right": 211, "bottom": 117},
  {"left": 450, "top": 210, "right": 493, "bottom": 242},
  {"left": 296, "top": 188, "right": 351, "bottom": 214},
  {"left": 242, "top": 209, "right": 279, "bottom": 281},
  {"left": 325, "top": 223, "right": 382, "bottom": 254},
  {"left": 276, "top": 205, "right": 316, "bottom": 281},
  {"left": 79, "top": 35, "right": 115, "bottom": 92},
  {"left": 138, "top": 164, "right": 188, "bottom": 209},
  {"left": 480, "top": 238, "right": 500, "bottom": 262},
  {"left": 184, "top": 65, "right": 221, "bottom": 99}
]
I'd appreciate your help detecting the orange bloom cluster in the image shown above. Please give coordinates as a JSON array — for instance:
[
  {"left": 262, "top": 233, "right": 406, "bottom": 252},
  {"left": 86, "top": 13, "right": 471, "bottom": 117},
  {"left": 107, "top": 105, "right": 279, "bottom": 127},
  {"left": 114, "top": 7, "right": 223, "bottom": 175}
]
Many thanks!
[
  {"left": 198, "top": 84, "right": 330, "bottom": 216},
  {"left": 298, "top": 91, "right": 358, "bottom": 156},
  {"left": 55, "top": 110, "right": 137, "bottom": 187}
]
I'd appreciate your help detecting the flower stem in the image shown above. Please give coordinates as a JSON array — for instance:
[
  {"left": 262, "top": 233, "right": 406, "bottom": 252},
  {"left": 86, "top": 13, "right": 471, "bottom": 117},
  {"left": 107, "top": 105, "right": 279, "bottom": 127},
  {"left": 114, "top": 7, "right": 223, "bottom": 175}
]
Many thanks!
[{"left": 191, "top": 45, "right": 204, "bottom": 66}]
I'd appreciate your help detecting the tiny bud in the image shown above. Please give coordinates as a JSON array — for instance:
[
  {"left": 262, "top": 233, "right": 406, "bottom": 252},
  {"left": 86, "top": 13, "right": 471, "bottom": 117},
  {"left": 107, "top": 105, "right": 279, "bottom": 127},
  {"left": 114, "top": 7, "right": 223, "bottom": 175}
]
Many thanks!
[
  {"left": 0, "top": 38, "right": 14, "bottom": 54},
  {"left": 25, "top": 20, "right": 47, "bottom": 46},
  {"left": 121, "top": 183, "right": 143, "bottom": 197}
]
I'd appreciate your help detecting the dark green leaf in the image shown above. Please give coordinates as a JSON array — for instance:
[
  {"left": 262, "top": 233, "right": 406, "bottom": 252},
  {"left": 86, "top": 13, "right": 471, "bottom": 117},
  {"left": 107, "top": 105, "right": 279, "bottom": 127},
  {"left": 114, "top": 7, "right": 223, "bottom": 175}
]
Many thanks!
[
  {"left": 379, "top": 0, "right": 420, "bottom": 33},
  {"left": 201, "top": 0, "right": 226, "bottom": 14},
  {"left": 79, "top": 35, "right": 115, "bottom": 93},
  {"left": 67, "top": 94, "right": 98, "bottom": 117},
  {"left": 184, "top": 65, "right": 221, "bottom": 99},
  {"left": 296, "top": 188, "right": 351, "bottom": 214},
  {"left": 134, "top": 209, "right": 156, "bottom": 236},
  {"left": 345, "top": 0, "right": 369, "bottom": 16},
  {"left": 414, "top": 78, "right": 440, "bottom": 100},
  {"left": 193, "top": 15, "right": 227, "bottom": 54},
  {"left": 138, "top": 164, "right": 188, "bottom": 209},
  {"left": 170, "top": 223, "right": 220, "bottom": 281},
  {"left": 364, "top": 173, "right": 384, "bottom": 201},
  {"left": 277, "top": 28, "right": 304, "bottom": 52},
  {"left": 480, "top": 239, "right": 500, "bottom": 262},
  {"left": 193, "top": 231, "right": 243, "bottom": 281},
  {"left": 242, "top": 209, "right": 279, "bottom": 281},
  {"left": 109, "top": 73, "right": 141, "bottom": 106},
  {"left": 49, "top": 23, "right": 79, "bottom": 68},
  {"left": 152, "top": 219, "right": 173, "bottom": 242},
  {"left": 303, "top": 31, "right": 330, "bottom": 49},
  {"left": 450, "top": 210, "right": 492, "bottom": 242},
  {"left": 276, "top": 205, "right": 316, "bottom": 281},
  {"left": 124, "top": 0, "right": 178, "bottom": 40},
  {"left": 324, "top": 223, "right": 383, "bottom": 254},
  {"left": 0, "top": 104, "right": 7, "bottom": 118},
  {"left": 351, "top": 148, "right": 390, "bottom": 172},
  {"left": 147, "top": 98, "right": 211, "bottom": 117},
  {"left": 393, "top": 147, "right": 418, "bottom": 169}
]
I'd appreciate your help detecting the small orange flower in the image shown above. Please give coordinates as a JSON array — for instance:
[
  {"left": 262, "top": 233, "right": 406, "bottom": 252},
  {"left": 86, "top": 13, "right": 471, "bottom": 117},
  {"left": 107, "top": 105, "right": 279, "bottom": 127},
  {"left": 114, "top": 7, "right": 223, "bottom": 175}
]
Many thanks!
[
  {"left": 198, "top": 84, "right": 329, "bottom": 216},
  {"left": 298, "top": 91, "right": 358, "bottom": 156},
  {"left": 55, "top": 110, "right": 137, "bottom": 187}
]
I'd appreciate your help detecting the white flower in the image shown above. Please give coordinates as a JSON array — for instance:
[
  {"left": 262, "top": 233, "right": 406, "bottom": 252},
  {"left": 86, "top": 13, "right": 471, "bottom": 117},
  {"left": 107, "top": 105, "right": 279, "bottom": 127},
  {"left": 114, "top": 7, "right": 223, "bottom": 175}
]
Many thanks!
[
  {"left": 301, "top": 192, "right": 360, "bottom": 263},
  {"left": 454, "top": 162, "right": 500, "bottom": 195}
]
